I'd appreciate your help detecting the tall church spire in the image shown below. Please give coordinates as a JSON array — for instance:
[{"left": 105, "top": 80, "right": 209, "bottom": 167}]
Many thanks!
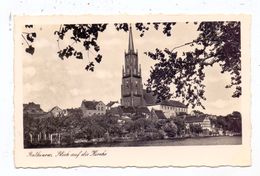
[
  {"left": 128, "top": 25, "right": 134, "bottom": 52},
  {"left": 121, "top": 24, "right": 143, "bottom": 107}
]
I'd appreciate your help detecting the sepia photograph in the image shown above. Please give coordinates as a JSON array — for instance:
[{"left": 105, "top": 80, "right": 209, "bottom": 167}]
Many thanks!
[{"left": 14, "top": 15, "right": 251, "bottom": 167}]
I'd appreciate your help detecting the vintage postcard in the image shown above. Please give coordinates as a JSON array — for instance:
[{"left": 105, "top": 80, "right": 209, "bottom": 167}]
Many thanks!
[{"left": 14, "top": 14, "right": 251, "bottom": 167}]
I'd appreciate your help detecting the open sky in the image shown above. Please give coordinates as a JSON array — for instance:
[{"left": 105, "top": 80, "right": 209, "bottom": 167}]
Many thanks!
[{"left": 22, "top": 22, "right": 241, "bottom": 115}]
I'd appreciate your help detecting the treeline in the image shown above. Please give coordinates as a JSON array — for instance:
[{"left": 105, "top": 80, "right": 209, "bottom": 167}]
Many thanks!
[
  {"left": 23, "top": 111, "right": 242, "bottom": 148},
  {"left": 23, "top": 112, "right": 191, "bottom": 147},
  {"left": 210, "top": 111, "right": 242, "bottom": 133}
]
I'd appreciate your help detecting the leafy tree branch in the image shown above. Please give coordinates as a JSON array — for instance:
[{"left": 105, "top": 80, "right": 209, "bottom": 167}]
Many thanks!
[{"left": 144, "top": 21, "right": 241, "bottom": 108}]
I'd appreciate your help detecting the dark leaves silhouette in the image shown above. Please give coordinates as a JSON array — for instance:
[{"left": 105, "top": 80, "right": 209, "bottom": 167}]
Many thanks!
[
  {"left": 25, "top": 25, "right": 33, "bottom": 28},
  {"left": 54, "top": 23, "right": 107, "bottom": 70},
  {"left": 145, "top": 21, "right": 241, "bottom": 108},
  {"left": 25, "top": 45, "right": 35, "bottom": 55},
  {"left": 85, "top": 62, "right": 95, "bottom": 72},
  {"left": 95, "top": 54, "right": 102, "bottom": 63},
  {"left": 22, "top": 25, "right": 37, "bottom": 55}
]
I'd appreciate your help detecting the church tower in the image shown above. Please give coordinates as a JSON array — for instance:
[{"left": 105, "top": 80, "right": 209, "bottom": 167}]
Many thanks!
[{"left": 121, "top": 25, "right": 144, "bottom": 107}]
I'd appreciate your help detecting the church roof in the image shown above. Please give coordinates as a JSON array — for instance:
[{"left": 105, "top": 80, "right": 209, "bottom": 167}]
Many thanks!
[
  {"left": 81, "top": 100, "right": 100, "bottom": 110},
  {"left": 109, "top": 106, "right": 150, "bottom": 116},
  {"left": 160, "top": 100, "right": 187, "bottom": 108},
  {"left": 185, "top": 115, "right": 207, "bottom": 123},
  {"left": 143, "top": 89, "right": 187, "bottom": 108},
  {"left": 136, "top": 107, "right": 150, "bottom": 114},
  {"left": 120, "top": 106, "right": 136, "bottom": 114},
  {"left": 154, "top": 110, "right": 167, "bottom": 119},
  {"left": 106, "top": 101, "right": 119, "bottom": 107}
]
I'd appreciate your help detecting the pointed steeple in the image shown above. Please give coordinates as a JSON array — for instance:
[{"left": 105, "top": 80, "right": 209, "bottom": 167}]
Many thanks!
[{"left": 128, "top": 25, "right": 134, "bottom": 52}]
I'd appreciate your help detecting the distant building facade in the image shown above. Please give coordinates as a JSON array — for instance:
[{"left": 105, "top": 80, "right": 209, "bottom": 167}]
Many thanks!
[
  {"left": 80, "top": 100, "right": 106, "bottom": 117},
  {"left": 147, "top": 100, "right": 187, "bottom": 118},
  {"left": 143, "top": 90, "right": 188, "bottom": 118},
  {"left": 185, "top": 115, "right": 212, "bottom": 131}
]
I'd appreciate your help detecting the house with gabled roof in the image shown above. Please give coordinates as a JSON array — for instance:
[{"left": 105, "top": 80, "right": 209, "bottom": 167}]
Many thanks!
[
  {"left": 80, "top": 100, "right": 106, "bottom": 117},
  {"left": 49, "top": 106, "right": 63, "bottom": 117}
]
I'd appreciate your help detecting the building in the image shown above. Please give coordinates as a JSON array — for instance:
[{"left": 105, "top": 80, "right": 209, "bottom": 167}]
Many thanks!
[
  {"left": 121, "top": 25, "right": 144, "bottom": 107},
  {"left": 49, "top": 106, "right": 63, "bottom": 117},
  {"left": 185, "top": 115, "right": 212, "bottom": 131},
  {"left": 135, "top": 107, "right": 150, "bottom": 118},
  {"left": 106, "top": 101, "right": 120, "bottom": 110},
  {"left": 147, "top": 100, "right": 187, "bottom": 118},
  {"left": 107, "top": 106, "right": 150, "bottom": 118},
  {"left": 80, "top": 100, "right": 106, "bottom": 117},
  {"left": 151, "top": 109, "right": 167, "bottom": 120},
  {"left": 143, "top": 90, "right": 188, "bottom": 118},
  {"left": 23, "top": 102, "right": 46, "bottom": 117}
]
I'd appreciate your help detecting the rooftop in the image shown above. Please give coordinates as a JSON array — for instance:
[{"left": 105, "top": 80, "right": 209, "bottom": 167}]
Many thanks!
[
  {"left": 185, "top": 115, "right": 207, "bottom": 123},
  {"left": 106, "top": 101, "right": 119, "bottom": 107},
  {"left": 143, "top": 89, "right": 187, "bottom": 108},
  {"left": 81, "top": 100, "right": 100, "bottom": 110},
  {"left": 154, "top": 110, "right": 167, "bottom": 119}
]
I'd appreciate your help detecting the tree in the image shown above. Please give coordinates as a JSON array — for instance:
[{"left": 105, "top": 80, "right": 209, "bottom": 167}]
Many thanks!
[
  {"left": 172, "top": 117, "right": 185, "bottom": 136},
  {"left": 23, "top": 114, "right": 40, "bottom": 146},
  {"left": 162, "top": 121, "right": 178, "bottom": 138},
  {"left": 21, "top": 22, "right": 241, "bottom": 109},
  {"left": 211, "top": 111, "right": 242, "bottom": 134},
  {"left": 189, "top": 124, "right": 203, "bottom": 135}
]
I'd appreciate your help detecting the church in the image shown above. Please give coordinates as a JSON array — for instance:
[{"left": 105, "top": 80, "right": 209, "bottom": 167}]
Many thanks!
[
  {"left": 121, "top": 25, "right": 144, "bottom": 107},
  {"left": 120, "top": 25, "right": 188, "bottom": 118}
]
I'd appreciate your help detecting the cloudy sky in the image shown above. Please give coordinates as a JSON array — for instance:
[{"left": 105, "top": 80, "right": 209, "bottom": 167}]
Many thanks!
[{"left": 22, "top": 22, "right": 241, "bottom": 115}]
